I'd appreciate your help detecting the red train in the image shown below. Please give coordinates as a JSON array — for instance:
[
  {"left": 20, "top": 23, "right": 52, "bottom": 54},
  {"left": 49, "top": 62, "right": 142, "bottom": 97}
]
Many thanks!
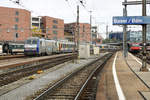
[{"left": 128, "top": 43, "right": 141, "bottom": 53}]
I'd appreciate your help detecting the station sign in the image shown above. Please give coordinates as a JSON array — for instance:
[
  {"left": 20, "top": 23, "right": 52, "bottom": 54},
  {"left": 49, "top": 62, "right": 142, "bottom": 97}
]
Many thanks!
[{"left": 113, "top": 16, "right": 150, "bottom": 25}]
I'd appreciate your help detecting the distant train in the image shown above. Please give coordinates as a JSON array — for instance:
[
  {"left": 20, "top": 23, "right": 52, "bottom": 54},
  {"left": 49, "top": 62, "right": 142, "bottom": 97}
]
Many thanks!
[
  {"left": 96, "top": 44, "right": 120, "bottom": 52},
  {"left": 128, "top": 43, "right": 141, "bottom": 53},
  {"left": 0, "top": 37, "right": 121, "bottom": 56},
  {"left": 0, "top": 41, "right": 24, "bottom": 55},
  {"left": 24, "top": 37, "right": 76, "bottom": 56}
]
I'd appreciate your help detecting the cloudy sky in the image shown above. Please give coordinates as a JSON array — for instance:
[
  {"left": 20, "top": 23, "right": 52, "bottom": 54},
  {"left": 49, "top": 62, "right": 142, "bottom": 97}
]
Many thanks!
[{"left": 0, "top": 0, "right": 148, "bottom": 38}]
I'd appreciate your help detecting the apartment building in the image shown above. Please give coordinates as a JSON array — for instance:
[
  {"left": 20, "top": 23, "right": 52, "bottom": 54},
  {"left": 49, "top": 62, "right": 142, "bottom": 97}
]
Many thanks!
[
  {"left": 42, "top": 16, "right": 64, "bottom": 40},
  {"left": 64, "top": 23, "right": 91, "bottom": 43},
  {"left": 0, "top": 6, "right": 31, "bottom": 42}
]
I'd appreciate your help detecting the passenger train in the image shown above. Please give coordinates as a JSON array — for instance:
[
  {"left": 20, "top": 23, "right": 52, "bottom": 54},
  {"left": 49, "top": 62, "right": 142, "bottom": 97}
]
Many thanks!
[
  {"left": 0, "top": 37, "right": 120, "bottom": 56},
  {"left": 24, "top": 37, "right": 75, "bottom": 56},
  {"left": 96, "top": 44, "right": 120, "bottom": 52}
]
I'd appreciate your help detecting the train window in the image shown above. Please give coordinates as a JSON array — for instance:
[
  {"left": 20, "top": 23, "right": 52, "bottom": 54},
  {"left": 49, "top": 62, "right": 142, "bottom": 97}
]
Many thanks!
[
  {"left": 132, "top": 44, "right": 140, "bottom": 47},
  {"left": 63, "top": 44, "right": 65, "bottom": 48},
  {"left": 18, "top": 45, "right": 23, "bottom": 48},
  {"left": 62, "top": 44, "right": 65, "bottom": 48},
  {"left": 32, "top": 40, "right": 37, "bottom": 44},
  {"left": 26, "top": 40, "right": 31, "bottom": 44},
  {"left": 14, "top": 45, "right": 16, "bottom": 48}
]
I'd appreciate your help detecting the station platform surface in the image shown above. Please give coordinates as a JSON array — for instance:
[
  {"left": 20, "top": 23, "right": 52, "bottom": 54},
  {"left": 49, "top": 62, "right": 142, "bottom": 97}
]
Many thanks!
[
  {"left": 126, "top": 52, "right": 150, "bottom": 100},
  {"left": 96, "top": 51, "right": 150, "bottom": 100}
]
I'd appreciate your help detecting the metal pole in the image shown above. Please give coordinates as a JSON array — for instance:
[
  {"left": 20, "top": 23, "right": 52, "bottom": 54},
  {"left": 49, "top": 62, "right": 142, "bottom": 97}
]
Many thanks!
[
  {"left": 141, "top": 0, "right": 148, "bottom": 71},
  {"left": 123, "top": 0, "right": 128, "bottom": 58},
  {"left": 89, "top": 11, "right": 92, "bottom": 44},
  {"left": 106, "top": 25, "right": 108, "bottom": 39},
  {"left": 77, "top": 5, "right": 80, "bottom": 58}
]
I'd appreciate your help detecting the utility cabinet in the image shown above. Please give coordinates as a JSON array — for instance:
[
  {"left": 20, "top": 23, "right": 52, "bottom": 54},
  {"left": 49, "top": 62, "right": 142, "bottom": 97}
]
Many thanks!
[
  {"left": 79, "top": 44, "right": 90, "bottom": 59},
  {"left": 93, "top": 47, "right": 99, "bottom": 55}
]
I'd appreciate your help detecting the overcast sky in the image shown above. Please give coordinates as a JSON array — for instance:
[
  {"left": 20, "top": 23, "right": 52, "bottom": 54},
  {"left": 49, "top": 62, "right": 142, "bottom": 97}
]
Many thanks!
[{"left": 0, "top": 0, "right": 149, "bottom": 38}]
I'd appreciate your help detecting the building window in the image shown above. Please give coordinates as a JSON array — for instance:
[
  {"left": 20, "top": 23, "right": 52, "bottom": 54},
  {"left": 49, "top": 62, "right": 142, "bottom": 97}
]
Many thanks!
[
  {"left": 53, "top": 25, "right": 57, "bottom": 29},
  {"left": 53, "top": 37, "right": 57, "bottom": 40},
  {"left": 15, "top": 18, "right": 19, "bottom": 22},
  {"left": 14, "top": 24, "right": 18, "bottom": 30},
  {"left": 16, "top": 33, "right": 19, "bottom": 38},
  {"left": 53, "top": 20, "right": 58, "bottom": 24},
  {"left": 53, "top": 30, "right": 57, "bottom": 34},
  {"left": 16, "top": 11, "right": 19, "bottom": 16}
]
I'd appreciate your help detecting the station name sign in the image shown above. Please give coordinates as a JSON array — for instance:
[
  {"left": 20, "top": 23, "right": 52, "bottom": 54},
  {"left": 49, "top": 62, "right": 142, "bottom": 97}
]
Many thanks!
[{"left": 113, "top": 16, "right": 150, "bottom": 25}]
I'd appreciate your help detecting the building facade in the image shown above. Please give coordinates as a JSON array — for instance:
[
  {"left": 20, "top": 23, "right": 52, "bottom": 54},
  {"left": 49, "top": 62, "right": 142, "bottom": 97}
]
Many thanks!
[
  {"left": 31, "top": 16, "right": 45, "bottom": 37},
  {"left": 108, "top": 30, "right": 150, "bottom": 43},
  {"left": 129, "top": 31, "right": 142, "bottom": 42},
  {"left": 31, "top": 17, "right": 42, "bottom": 30},
  {"left": 42, "top": 16, "right": 64, "bottom": 40},
  {"left": 109, "top": 31, "right": 130, "bottom": 42},
  {"left": 0, "top": 6, "right": 31, "bottom": 42},
  {"left": 64, "top": 23, "right": 76, "bottom": 42},
  {"left": 64, "top": 23, "right": 91, "bottom": 43}
]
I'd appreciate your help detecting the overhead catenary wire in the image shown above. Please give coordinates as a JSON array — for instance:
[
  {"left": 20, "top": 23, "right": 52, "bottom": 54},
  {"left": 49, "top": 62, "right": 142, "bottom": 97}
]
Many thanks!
[
  {"left": 64, "top": 0, "right": 77, "bottom": 19},
  {"left": 9, "top": 0, "right": 42, "bottom": 16}
]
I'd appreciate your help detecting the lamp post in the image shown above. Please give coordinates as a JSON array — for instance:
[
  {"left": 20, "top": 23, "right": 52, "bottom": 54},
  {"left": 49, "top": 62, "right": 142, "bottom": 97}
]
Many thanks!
[
  {"left": 123, "top": 0, "right": 128, "bottom": 58},
  {"left": 89, "top": 11, "right": 92, "bottom": 44}
]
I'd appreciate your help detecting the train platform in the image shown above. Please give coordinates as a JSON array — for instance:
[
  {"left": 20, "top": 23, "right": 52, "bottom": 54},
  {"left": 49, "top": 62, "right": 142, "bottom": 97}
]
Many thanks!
[
  {"left": 96, "top": 51, "right": 150, "bottom": 100},
  {"left": 0, "top": 53, "right": 107, "bottom": 100},
  {"left": 126, "top": 53, "right": 150, "bottom": 99},
  {"left": 0, "top": 53, "right": 74, "bottom": 70}
]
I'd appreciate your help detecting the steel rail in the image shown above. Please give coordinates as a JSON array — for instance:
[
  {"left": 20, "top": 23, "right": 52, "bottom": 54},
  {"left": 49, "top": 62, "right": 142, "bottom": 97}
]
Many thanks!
[
  {"left": 34, "top": 53, "right": 112, "bottom": 100},
  {"left": 0, "top": 54, "right": 25, "bottom": 60},
  {"left": 74, "top": 53, "right": 111, "bottom": 100},
  {"left": 0, "top": 53, "right": 76, "bottom": 87}
]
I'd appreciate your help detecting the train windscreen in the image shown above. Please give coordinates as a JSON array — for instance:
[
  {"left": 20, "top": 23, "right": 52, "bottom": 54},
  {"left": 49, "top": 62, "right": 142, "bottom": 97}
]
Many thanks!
[
  {"left": 25, "top": 39, "right": 38, "bottom": 44},
  {"left": 132, "top": 44, "right": 140, "bottom": 47}
]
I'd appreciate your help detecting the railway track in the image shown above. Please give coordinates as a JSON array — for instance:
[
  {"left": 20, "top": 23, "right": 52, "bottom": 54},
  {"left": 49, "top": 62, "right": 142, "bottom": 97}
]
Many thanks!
[
  {"left": 0, "top": 54, "right": 25, "bottom": 60},
  {"left": 133, "top": 51, "right": 150, "bottom": 63},
  {"left": 33, "top": 53, "right": 112, "bottom": 100},
  {"left": 0, "top": 53, "right": 77, "bottom": 87}
]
